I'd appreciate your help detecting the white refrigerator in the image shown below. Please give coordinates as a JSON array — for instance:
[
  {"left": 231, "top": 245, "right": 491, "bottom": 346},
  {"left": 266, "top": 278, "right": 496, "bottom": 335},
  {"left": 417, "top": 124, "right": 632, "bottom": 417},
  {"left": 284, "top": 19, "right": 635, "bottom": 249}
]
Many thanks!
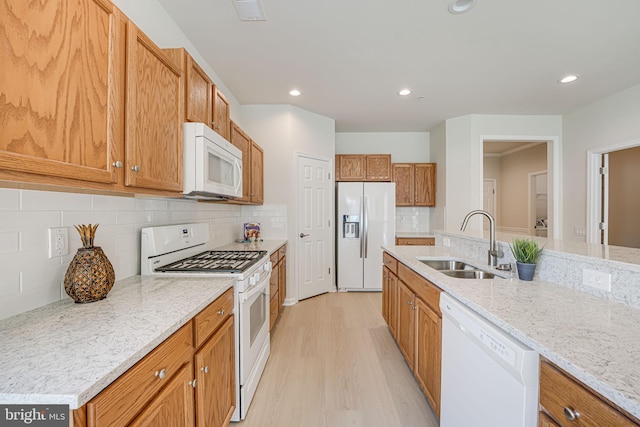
[{"left": 337, "top": 182, "right": 395, "bottom": 291}]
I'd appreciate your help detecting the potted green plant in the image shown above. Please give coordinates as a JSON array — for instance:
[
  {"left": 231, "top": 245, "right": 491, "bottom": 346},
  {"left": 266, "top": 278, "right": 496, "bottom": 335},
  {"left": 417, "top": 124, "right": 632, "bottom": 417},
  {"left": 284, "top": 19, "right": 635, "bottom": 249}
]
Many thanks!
[{"left": 509, "top": 238, "right": 544, "bottom": 281}]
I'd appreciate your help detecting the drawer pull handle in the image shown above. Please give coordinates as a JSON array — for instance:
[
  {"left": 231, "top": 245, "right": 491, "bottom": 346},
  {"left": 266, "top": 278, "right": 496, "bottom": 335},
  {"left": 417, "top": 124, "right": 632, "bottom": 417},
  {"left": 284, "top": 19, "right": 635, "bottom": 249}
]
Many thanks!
[
  {"left": 217, "top": 309, "right": 225, "bottom": 316},
  {"left": 200, "top": 366, "right": 209, "bottom": 373},
  {"left": 189, "top": 379, "right": 197, "bottom": 388},
  {"left": 154, "top": 368, "right": 167, "bottom": 379},
  {"left": 563, "top": 407, "right": 581, "bottom": 421}
]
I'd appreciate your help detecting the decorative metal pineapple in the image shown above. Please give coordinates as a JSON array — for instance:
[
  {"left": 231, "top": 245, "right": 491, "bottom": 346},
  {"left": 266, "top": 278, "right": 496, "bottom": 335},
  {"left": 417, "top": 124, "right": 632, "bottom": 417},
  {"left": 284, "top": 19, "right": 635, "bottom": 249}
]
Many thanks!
[{"left": 64, "top": 224, "right": 115, "bottom": 303}]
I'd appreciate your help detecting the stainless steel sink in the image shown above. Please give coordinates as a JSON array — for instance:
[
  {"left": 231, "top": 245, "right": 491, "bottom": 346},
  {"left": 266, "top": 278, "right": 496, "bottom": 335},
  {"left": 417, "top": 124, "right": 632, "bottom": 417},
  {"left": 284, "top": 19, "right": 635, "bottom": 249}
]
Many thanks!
[
  {"left": 440, "top": 269, "right": 499, "bottom": 279},
  {"left": 418, "top": 259, "right": 475, "bottom": 270}
]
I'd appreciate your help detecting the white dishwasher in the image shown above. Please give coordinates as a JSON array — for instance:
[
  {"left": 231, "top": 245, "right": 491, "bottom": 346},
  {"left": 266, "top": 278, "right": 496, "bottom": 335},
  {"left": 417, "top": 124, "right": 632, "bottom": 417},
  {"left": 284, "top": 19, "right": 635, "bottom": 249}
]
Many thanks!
[{"left": 440, "top": 293, "right": 539, "bottom": 427}]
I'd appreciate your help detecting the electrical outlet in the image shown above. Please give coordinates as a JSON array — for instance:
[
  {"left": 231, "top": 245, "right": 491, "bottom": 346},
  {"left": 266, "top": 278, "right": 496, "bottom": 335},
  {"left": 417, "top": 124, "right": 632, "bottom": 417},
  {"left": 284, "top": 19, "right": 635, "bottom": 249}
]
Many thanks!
[
  {"left": 48, "top": 227, "right": 69, "bottom": 258},
  {"left": 582, "top": 269, "right": 611, "bottom": 292},
  {"left": 574, "top": 226, "right": 586, "bottom": 236}
]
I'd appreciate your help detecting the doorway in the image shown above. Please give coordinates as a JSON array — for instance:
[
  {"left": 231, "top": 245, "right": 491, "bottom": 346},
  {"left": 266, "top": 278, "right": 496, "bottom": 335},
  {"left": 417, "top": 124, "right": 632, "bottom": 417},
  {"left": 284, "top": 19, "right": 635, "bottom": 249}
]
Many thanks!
[
  {"left": 483, "top": 179, "right": 496, "bottom": 231},
  {"left": 588, "top": 141, "right": 640, "bottom": 248}
]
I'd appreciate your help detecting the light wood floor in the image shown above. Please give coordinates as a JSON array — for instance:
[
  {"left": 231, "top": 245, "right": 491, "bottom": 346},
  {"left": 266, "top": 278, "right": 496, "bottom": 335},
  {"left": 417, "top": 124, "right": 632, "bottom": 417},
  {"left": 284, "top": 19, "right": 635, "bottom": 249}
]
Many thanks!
[{"left": 233, "top": 292, "right": 439, "bottom": 427}]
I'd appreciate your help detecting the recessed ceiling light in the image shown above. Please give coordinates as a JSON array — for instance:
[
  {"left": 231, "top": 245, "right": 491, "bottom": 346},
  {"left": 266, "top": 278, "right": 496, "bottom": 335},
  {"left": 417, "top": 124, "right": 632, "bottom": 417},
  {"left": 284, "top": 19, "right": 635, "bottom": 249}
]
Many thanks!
[
  {"left": 558, "top": 75, "right": 580, "bottom": 84},
  {"left": 448, "top": 0, "right": 477, "bottom": 14},
  {"left": 398, "top": 89, "right": 412, "bottom": 96},
  {"left": 289, "top": 89, "right": 301, "bottom": 97}
]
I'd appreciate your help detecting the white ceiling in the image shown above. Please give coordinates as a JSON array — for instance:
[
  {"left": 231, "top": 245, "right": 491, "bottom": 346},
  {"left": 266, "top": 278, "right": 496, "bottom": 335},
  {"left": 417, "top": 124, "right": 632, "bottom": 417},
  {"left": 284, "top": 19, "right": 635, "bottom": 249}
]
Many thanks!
[{"left": 157, "top": 0, "right": 640, "bottom": 132}]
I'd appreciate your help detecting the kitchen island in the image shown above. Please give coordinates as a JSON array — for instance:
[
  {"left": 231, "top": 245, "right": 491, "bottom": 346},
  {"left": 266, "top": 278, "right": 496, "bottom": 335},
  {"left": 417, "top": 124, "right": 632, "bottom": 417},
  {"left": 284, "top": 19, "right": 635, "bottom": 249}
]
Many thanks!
[{"left": 383, "top": 244, "right": 640, "bottom": 420}]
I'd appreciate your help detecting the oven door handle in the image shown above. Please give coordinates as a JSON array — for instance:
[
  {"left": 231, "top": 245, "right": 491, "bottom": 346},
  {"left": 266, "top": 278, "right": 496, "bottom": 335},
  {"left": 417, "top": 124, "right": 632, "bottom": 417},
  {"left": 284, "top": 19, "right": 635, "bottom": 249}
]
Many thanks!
[{"left": 241, "top": 276, "right": 269, "bottom": 302}]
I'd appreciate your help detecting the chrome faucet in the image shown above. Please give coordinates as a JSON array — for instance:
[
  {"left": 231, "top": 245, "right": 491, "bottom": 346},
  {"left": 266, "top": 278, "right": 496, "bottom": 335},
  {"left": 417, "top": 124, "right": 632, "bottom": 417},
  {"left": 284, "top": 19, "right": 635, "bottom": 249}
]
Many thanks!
[{"left": 460, "top": 210, "right": 503, "bottom": 267}]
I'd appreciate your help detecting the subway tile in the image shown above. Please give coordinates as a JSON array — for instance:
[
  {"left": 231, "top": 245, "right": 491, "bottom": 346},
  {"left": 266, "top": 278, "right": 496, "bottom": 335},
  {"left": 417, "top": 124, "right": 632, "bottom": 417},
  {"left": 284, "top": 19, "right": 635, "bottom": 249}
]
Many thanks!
[
  {"left": 0, "top": 211, "right": 61, "bottom": 231},
  {"left": 0, "top": 231, "right": 19, "bottom": 255},
  {"left": 21, "top": 264, "right": 66, "bottom": 292},
  {"left": 0, "top": 188, "right": 20, "bottom": 210},
  {"left": 62, "top": 211, "right": 117, "bottom": 228},
  {"left": 0, "top": 284, "right": 62, "bottom": 321},
  {"left": 92, "top": 194, "right": 136, "bottom": 211},
  {"left": 0, "top": 272, "right": 20, "bottom": 299},
  {"left": 21, "top": 190, "right": 92, "bottom": 211},
  {"left": 135, "top": 198, "right": 168, "bottom": 211}
]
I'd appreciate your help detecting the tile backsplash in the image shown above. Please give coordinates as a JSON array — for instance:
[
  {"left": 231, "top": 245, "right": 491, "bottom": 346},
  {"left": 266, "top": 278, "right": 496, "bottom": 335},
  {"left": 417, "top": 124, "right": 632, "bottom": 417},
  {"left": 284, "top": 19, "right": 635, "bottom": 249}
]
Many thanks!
[
  {"left": 0, "top": 188, "right": 287, "bottom": 320},
  {"left": 396, "top": 207, "right": 431, "bottom": 233}
]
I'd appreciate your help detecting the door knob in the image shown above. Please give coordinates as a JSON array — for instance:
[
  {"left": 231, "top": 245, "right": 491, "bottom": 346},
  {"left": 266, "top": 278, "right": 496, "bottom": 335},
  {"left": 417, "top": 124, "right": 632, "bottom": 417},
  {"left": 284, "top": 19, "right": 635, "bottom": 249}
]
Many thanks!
[{"left": 299, "top": 233, "right": 309, "bottom": 238}]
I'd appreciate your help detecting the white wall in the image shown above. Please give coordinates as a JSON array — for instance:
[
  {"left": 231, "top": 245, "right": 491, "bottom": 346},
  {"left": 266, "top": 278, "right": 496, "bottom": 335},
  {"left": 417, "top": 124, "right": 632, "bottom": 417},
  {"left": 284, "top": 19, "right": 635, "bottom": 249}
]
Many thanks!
[
  {"left": 241, "top": 104, "right": 335, "bottom": 303},
  {"left": 429, "top": 122, "right": 447, "bottom": 231},
  {"left": 562, "top": 83, "right": 640, "bottom": 241},
  {"left": 443, "top": 114, "right": 562, "bottom": 233},
  {"left": 111, "top": 0, "right": 243, "bottom": 126},
  {"left": 336, "top": 132, "right": 430, "bottom": 162}
]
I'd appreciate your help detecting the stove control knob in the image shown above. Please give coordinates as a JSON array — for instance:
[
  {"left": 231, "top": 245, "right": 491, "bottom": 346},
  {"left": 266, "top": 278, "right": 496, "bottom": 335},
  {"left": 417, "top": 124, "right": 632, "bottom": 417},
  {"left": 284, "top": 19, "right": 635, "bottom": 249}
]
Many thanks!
[{"left": 264, "top": 262, "right": 272, "bottom": 272}]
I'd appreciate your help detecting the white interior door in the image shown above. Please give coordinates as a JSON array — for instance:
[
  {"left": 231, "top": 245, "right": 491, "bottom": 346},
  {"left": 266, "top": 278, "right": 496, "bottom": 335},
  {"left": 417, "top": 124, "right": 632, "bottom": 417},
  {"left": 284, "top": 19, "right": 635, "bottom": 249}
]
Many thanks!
[{"left": 297, "top": 155, "right": 333, "bottom": 300}]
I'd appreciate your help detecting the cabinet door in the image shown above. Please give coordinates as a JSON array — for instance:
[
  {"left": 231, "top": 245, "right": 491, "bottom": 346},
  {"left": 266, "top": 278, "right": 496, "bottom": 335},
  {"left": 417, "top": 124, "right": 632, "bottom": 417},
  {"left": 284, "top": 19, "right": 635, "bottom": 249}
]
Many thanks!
[
  {"left": 0, "top": 0, "right": 125, "bottom": 184},
  {"left": 382, "top": 267, "right": 389, "bottom": 324},
  {"left": 185, "top": 54, "right": 212, "bottom": 125},
  {"left": 230, "top": 122, "right": 252, "bottom": 202},
  {"left": 129, "top": 362, "right": 195, "bottom": 427},
  {"left": 125, "top": 24, "right": 183, "bottom": 192},
  {"left": 195, "top": 316, "right": 236, "bottom": 427},
  {"left": 414, "top": 163, "right": 436, "bottom": 206},
  {"left": 415, "top": 298, "right": 442, "bottom": 418},
  {"left": 365, "top": 154, "right": 392, "bottom": 181},
  {"left": 388, "top": 271, "right": 398, "bottom": 339},
  {"left": 278, "top": 256, "right": 286, "bottom": 310},
  {"left": 212, "top": 88, "right": 230, "bottom": 140},
  {"left": 397, "top": 281, "right": 415, "bottom": 368},
  {"left": 336, "top": 155, "right": 366, "bottom": 181},
  {"left": 538, "top": 412, "right": 560, "bottom": 427},
  {"left": 393, "top": 164, "right": 414, "bottom": 206},
  {"left": 250, "top": 141, "right": 264, "bottom": 204}
]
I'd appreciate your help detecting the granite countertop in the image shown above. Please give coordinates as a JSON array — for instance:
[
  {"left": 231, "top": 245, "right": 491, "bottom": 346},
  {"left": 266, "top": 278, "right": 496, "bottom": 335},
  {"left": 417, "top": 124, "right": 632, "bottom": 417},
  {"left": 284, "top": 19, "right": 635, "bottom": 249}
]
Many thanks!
[
  {"left": 0, "top": 275, "right": 235, "bottom": 409},
  {"left": 383, "top": 244, "right": 640, "bottom": 419},
  {"left": 215, "top": 239, "right": 287, "bottom": 256},
  {"left": 395, "top": 232, "right": 435, "bottom": 238}
]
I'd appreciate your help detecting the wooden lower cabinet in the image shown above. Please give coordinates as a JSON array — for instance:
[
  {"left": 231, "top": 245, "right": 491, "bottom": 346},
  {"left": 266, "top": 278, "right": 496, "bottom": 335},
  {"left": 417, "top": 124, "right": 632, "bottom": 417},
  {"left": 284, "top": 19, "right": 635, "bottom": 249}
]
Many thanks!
[
  {"left": 130, "top": 362, "right": 195, "bottom": 427},
  {"left": 539, "top": 359, "right": 640, "bottom": 427},
  {"left": 195, "top": 316, "right": 235, "bottom": 427},
  {"left": 84, "top": 289, "right": 235, "bottom": 427},
  {"left": 382, "top": 252, "right": 442, "bottom": 417},
  {"left": 269, "top": 244, "right": 287, "bottom": 330},
  {"left": 396, "top": 237, "right": 435, "bottom": 246}
]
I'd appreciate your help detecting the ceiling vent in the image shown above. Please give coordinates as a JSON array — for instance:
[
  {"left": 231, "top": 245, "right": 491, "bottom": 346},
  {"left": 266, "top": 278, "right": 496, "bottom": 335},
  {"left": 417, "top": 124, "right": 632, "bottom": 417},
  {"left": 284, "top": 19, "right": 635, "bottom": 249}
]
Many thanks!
[{"left": 232, "top": 0, "right": 268, "bottom": 21}]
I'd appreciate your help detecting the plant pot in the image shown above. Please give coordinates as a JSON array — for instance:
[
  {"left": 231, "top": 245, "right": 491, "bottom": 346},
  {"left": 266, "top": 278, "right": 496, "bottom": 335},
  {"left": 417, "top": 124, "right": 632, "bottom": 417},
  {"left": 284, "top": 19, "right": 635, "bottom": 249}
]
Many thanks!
[
  {"left": 516, "top": 262, "right": 536, "bottom": 281},
  {"left": 64, "top": 246, "right": 115, "bottom": 303}
]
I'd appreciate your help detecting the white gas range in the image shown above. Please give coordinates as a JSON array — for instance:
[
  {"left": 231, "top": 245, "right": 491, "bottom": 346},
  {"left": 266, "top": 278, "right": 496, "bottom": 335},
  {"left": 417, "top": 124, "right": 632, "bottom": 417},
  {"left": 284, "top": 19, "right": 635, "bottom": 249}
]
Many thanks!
[{"left": 141, "top": 223, "right": 271, "bottom": 421}]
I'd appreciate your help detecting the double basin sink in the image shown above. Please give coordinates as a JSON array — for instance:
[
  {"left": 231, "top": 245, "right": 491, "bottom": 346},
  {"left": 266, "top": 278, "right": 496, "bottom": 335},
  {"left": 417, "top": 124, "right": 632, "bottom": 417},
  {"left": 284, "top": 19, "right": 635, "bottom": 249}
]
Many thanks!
[{"left": 418, "top": 259, "right": 503, "bottom": 279}]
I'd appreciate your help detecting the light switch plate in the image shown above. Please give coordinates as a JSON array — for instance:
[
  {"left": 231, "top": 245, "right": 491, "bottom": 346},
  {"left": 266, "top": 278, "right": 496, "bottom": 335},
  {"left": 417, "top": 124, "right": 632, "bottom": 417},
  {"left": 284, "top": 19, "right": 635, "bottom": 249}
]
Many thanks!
[
  {"left": 48, "top": 227, "right": 69, "bottom": 258},
  {"left": 582, "top": 269, "right": 611, "bottom": 292}
]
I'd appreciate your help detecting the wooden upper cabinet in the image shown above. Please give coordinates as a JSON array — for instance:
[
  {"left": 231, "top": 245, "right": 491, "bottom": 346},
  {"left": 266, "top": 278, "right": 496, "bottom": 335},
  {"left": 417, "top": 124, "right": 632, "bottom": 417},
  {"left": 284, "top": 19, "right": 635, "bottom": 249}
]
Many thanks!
[
  {"left": 163, "top": 48, "right": 212, "bottom": 126},
  {"left": 230, "top": 122, "right": 252, "bottom": 203},
  {"left": 250, "top": 141, "right": 264, "bottom": 204},
  {"left": 336, "top": 154, "right": 391, "bottom": 181},
  {"left": 365, "top": 154, "right": 392, "bottom": 181},
  {"left": 0, "top": 0, "right": 126, "bottom": 184},
  {"left": 393, "top": 163, "right": 436, "bottom": 206},
  {"left": 125, "top": 23, "right": 184, "bottom": 192},
  {"left": 212, "top": 88, "right": 230, "bottom": 140}
]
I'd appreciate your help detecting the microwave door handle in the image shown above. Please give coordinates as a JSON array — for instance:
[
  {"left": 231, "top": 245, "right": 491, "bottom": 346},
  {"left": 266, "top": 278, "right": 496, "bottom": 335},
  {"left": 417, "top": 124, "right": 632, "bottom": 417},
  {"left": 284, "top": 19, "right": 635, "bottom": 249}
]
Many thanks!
[{"left": 235, "top": 159, "right": 242, "bottom": 195}]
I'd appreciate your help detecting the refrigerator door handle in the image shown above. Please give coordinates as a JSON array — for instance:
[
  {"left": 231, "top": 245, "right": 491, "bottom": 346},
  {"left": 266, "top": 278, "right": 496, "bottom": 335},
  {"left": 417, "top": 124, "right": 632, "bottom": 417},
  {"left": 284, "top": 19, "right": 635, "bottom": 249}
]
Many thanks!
[
  {"left": 363, "top": 195, "right": 368, "bottom": 258},
  {"left": 359, "top": 196, "right": 364, "bottom": 258}
]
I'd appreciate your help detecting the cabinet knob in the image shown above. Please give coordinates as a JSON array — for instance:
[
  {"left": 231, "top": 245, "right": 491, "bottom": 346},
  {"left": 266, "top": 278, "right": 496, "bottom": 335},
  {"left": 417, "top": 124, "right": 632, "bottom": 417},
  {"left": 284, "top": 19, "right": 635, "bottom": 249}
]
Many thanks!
[
  {"left": 563, "top": 407, "right": 581, "bottom": 421},
  {"left": 217, "top": 309, "right": 225, "bottom": 316},
  {"left": 272, "top": 310, "right": 277, "bottom": 315},
  {"left": 407, "top": 300, "right": 413, "bottom": 305},
  {"left": 131, "top": 165, "right": 140, "bottom": 172},
  {"left": 211, "top": 121, "right": 215, "bottom": 126},
  {"left": 112, "top": 160, "right": 123, "bottom": 168},
  {"left": 154, "top": 368, "right": 167, "bottom": 379},
  {"left": 200, "top": 365, "right": 209, "bottom": 373},
  {"left": 189, "top": 379, "right": 197, "bottom": 388},
  {"left": 216, "top": 125, "right": 221, "bottom": 130}
]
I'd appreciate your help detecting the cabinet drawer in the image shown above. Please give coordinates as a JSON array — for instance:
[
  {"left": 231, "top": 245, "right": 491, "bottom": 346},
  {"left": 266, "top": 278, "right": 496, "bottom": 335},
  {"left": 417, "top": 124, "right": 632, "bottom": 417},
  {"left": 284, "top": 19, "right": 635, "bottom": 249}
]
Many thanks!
[
  {"left": 193, "top": 287, "right": 234, "bottom": 349},
  {"left": 87, "top": 323, "right": 193, "bottom": 427},
  {"left": 383, "top": 252, "right": 398, "bottom": 274},
  {"left": 539, "top": 360, "right": 639, "bottom": 427},
  {"left": 396, "top": 237, "right": 435, "bottom": 246},
  {"left": 398, "top": 263, "right": 441, "bottom": 314},
  {"left": 278, "top": 245, "right": 287, "bottom": 260}
]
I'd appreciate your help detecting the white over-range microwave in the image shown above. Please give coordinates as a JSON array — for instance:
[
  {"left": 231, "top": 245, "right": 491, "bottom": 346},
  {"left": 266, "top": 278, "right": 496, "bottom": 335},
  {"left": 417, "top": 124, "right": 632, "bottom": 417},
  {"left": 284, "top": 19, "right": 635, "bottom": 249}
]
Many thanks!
[{"left": 183, "top": 122, "right": 242, "bottom": 200}]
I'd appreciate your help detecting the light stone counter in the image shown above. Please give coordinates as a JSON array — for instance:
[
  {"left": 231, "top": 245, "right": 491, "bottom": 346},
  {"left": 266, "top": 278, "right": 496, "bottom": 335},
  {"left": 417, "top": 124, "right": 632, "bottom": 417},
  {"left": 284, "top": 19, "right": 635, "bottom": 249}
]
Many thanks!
[
  {"left": 0, "top": 275, "right": 235, "bottom": 409},
  {"left": 215, "top": 239, "right": 287, "bottom": 257},
  {"left": 383, "top": 244, "right": 640, "bottom": 419},
  {"left": 395, "top": 232, "right": 435, "bottom": 238}
]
